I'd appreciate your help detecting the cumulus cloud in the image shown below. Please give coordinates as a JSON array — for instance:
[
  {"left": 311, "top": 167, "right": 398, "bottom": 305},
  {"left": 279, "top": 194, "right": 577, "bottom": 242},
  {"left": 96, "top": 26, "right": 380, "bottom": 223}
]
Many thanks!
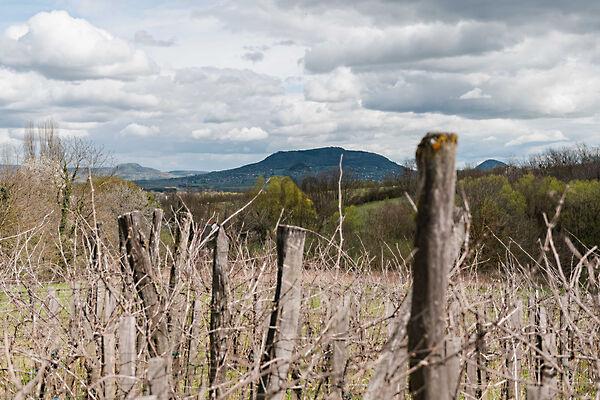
[
  {"left": 506, "top": 131, "right": 568, "bottom": 146},
  {"left": 304, "top": 67, "right": 361, "bottom": 102},
  {"left": 459, "top": 88, "right": 491, "bottom": 100},
  {"left": 3, "top": 2, "right": 600, "bottom": 170},
  {"left": 134, "top": 30, "right": 176, "bottom": 47},
  {"left": 225, "top": 127, "right": 269, "bottom": 141},
  {"left": 0, "top": 10, "right": 155, "bottom": 80},
  {"left": 120, "top": 123, "right": 160, "bottom": 137},
  {"left": 304, "top": 21, "right": 515, "bottom": 72},
  {"left": 191, "top": 126, "right": 268, "bottom": 141},
  {"left": 0, "top": 68, "right": 159, "bottom": 111}
]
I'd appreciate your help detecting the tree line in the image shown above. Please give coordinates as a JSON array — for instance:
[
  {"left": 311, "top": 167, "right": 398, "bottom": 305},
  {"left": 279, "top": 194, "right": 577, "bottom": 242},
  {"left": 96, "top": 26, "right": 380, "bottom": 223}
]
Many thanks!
[{"left": 157, "top": 144, "right": 600, "bottom": 271}]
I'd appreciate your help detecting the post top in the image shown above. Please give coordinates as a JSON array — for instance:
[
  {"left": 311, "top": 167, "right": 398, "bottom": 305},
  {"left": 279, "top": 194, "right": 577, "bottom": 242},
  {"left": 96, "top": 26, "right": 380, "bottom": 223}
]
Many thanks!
[{"left": 417, "top": 132, "right": 458, "bottom": 156}]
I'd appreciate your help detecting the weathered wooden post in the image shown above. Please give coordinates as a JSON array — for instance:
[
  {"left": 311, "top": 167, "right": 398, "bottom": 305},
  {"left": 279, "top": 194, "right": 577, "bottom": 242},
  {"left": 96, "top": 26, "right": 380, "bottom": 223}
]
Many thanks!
[
  {"left": 527, "top": 304, "right": 558, "bottom": 400},
  {"left": 147, "top": 357, "right": 169, "bottom": 400},
  {"left": 328, "top": 292, "right": 352, "bottom": 400},
  {"left": 118, "top": 211, "right": 169, "bottom": 358},
  {"left": 184, "top": 298, "right": 203, "bottom": 394},
  {"left": 118, "top": 315, "right": 137, "bottom": 396},
  {"left": 149, "top": 208, "right": 163, "bottom": 269},
  {"left": 257, "top": 225, "right": 306, "bottom": 400},
  {"left": 407, "top": 132, "right": 458, "bottom": 400},
  {"left": 505, "top": 299, "right": 523, "bottom": 399},
  {"left": 168, "top": 211, "right": 192, "bottom": 386},
  {"left": 209, "top": 226, "right": 230, "bottom": 399},
  {"left": 558, "top": 294, "right": 573, "bottom": 396},
  {"left": 363, "top": 295, "right": 412, "bottom": 400},
  {"left": 102, "top": 285, "right": 118, "bottom": 399},
  {"left": 444, "top": 336, "right": 462, "bottom": 399}
]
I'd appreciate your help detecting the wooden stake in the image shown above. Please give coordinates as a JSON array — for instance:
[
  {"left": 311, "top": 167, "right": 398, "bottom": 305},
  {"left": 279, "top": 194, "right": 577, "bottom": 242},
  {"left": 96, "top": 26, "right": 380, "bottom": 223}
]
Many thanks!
[
  {"left": 407, "top": 132, "right": 458, "bottom": 400},
  {"left": 257, "top": 225, "right": 306, "bottom": 400}
]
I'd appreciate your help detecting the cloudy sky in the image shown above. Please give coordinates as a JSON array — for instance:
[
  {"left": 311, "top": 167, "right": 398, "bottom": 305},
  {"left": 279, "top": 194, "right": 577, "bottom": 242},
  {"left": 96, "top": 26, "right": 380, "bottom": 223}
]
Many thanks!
[{"left": 1, "top": 1, "right": 600, "bottom": 170}]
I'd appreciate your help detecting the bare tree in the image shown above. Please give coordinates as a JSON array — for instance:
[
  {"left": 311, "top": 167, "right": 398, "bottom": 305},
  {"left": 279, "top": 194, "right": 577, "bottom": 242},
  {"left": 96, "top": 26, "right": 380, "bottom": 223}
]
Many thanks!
[{"left": 22, "top": 119, "right": 107, "bottom": 244}]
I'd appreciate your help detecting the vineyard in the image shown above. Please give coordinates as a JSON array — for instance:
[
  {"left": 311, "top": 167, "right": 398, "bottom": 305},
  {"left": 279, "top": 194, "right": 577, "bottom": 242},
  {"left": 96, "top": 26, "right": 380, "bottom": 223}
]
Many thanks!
[{"left": 0, "top": 133, "right": 599, "bottom": 399}]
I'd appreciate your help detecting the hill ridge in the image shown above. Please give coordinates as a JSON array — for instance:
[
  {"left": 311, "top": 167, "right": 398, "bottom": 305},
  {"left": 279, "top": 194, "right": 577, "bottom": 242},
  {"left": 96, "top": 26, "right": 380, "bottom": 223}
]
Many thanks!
[{"left": 136, "top": 146, "right": 406, "bottom": 191}]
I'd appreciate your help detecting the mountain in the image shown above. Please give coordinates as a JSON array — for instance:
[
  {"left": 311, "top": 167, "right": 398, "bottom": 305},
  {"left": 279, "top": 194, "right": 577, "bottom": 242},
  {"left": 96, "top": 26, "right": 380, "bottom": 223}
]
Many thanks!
[
  {"left": 111, "top": 163, "right": 173, "bottom": 180},
  {"left": 475, "top": 159, "right": 508, "bottom": 171},
  {"left": 83, "top": 163, "right": 208, "bottom": 181},
  {"left": 136, "top": 147, "right": 406, "bottom": 191}
]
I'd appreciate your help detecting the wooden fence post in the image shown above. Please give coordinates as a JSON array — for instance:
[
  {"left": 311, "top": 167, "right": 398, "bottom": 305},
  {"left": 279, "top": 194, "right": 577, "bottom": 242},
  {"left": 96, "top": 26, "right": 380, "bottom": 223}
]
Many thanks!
[
  {"left": 149, "top": 208, "right": 163, "bottom": 269},
  {"left": 102, "top": 284, "right": 118, "bottom": 399},
  {"left": 558, "top": 294, "right": 573, "bottom": 396},
  {"left": 209, "top": 226, "right": 230, "bottom": 399},
  {"left": 505, "top": 299, "right": 523, "bottom": 399},
  {"left": 168, "top": 211, "right": 192, "bottom": 387},
  {"left": 329, "top": 292, "right": 352, "bottom": 400},
  {"left": 118, "top": 211, "right": 169, "bottom": 358},
  {"left": 257, "top": 225, "right": 306, "bottom": 400},
  {"left": 445, "top": 336, "right": 462, "bottom": 399},
  {"left": 147, "top": 357, "right": 169, "bottom": 400},
  {"left": 185, "top": 298, "right": 203, "bottom": 394},
  {"left": 407, "top": 132, "right": 458, "bottom": 400},
  {"left": 363, "top": 295, "right": 412, "bottom": 400},
  {"left": 118, "top": 315, "right": 137, "bottom": 396}
]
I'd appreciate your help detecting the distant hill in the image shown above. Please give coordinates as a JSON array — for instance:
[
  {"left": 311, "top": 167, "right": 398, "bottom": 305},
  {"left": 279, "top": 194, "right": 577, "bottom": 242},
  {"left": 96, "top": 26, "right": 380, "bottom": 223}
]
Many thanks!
[
  {"left": 82, "top": 163, "right": 207, "bottom": 181},
  {"left": 111, "top": 163, "right": 172, "bottom": 180},
  {"left": 136, "top": 147, "right": 406, "bottom": 191},
  {"left": 475, "top": 159, "right": 508, "bottom": 171}
]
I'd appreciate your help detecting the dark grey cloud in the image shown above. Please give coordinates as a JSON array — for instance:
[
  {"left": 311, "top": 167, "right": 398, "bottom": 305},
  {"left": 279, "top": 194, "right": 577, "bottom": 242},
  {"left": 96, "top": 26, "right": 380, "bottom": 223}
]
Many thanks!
[
  {"left": 3, "top": 2, "right": 600, "bottom": 170},
  {"left": 277, "top": 0, "right": 600, "bottom": 32},
  {"left": 304, "top": 21, "right": 517, "bottom": 73}
]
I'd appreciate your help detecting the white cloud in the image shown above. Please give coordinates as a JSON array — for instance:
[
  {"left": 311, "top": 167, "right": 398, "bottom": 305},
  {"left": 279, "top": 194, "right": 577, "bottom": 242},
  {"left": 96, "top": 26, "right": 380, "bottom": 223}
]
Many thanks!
[
  {"left": 506, "top": 131, "right": 568, "bottom": 146},
  {"left": 191, "top": 126, "right": 269, "bottom": 142},
  {"left": 0, "top": 68, "right": 159, "bottom": 110},
  {"left": 304, "top": 21, "right": 514, "bottom": 72},
  {"left": 0, "top": 10, "right": 156, "bottom": 80},
  {"left": 2, "top": 3, "right": 600, "bottom": 170},
  {"left": 304, "top": 67, "right": 361, "bottom": 102},
  {"left": 224, "top": 127, "right": 269, "bottom": 141},
  {"left": 459, "top": 87, "right": 491, "bottom": 100},
  {"left": 191, "top": 128, "right": 212, "bottom": 139},
  {"left": 120, "top": 123, "right": 160, "bottom": 137}
]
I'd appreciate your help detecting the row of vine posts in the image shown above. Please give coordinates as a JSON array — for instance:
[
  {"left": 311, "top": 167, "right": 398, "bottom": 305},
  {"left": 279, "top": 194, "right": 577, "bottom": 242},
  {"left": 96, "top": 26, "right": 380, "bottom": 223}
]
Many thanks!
[{"left": 1, "top": 132, "right": 597, "bottom": 399}]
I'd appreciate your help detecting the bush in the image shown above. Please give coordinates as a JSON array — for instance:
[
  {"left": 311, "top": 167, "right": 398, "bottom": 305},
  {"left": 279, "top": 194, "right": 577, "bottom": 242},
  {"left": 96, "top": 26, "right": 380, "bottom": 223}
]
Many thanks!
[
  {"left": 461, "top": 175, "right": 529, "bottom": 261},
  {"left": 244, "top": 176, "right": 317, "bottom": 240},
  {"left": 561, "top": 180, "right": 600, "bottom": 248}
]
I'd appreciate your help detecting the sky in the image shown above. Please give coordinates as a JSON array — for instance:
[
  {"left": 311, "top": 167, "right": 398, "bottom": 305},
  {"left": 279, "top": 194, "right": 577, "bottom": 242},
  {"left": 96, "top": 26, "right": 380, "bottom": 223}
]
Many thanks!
[{"left": 1, "top": 1, "right": 600, "bottom": 171}]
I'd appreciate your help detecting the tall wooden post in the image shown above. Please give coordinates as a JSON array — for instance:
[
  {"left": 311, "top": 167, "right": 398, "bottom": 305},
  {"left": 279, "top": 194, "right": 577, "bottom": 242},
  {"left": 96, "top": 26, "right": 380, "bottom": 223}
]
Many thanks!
[
  {"left": 147, "top": 357, "right": 169, "bottom": 400},
  {"left": 257, "top": 225, "right": 306, "bottom": 400},
  {"left": 118, "top": 315, "right": 137, "bottom": 396},
  {"left": 407, "top": 132, "right": 458, "bottom": 400},
  {"left": 118, "top": 211, "right": 169, "bottom": 358},
  {"left": 169, "top": 210, "right": 192, "bottom": 386},
  {"left": 209, "top": 226, "right": 230, "bottom": 399},
  {"left": 329, "top": 293, "right": 352, "bottom": 400}
]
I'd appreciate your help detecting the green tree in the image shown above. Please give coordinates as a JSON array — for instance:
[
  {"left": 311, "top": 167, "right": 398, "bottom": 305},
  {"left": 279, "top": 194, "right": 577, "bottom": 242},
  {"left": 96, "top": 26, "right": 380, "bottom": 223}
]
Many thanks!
[
  {"left": 461, "top": 175, "right": 528, "bottom": 261},
  {"left": 246, "top": 176, "right": 317, "bottom": 240},
  {"left": 514, "top": 174, "right": 566, "bottom": 224},
  {"left": 561, "top": 180, "right": 600, "bottom": 248}
]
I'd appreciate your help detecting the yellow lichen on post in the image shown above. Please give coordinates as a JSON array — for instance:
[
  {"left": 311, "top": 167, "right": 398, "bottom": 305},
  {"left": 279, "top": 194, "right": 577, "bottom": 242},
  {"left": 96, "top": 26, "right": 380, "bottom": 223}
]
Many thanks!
[
  {"left": 429, "top": 132, "right": 458, "bottom": 152},
  {"left": 409, "top": 131, "right": 458, "bottom": 400},
  {"left": 416, "top": 132, "right": 458, "bottom": 160}
]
